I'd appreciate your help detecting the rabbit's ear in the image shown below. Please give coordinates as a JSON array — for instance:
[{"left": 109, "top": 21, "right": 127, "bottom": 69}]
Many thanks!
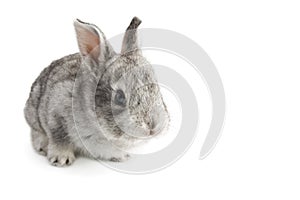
[
  {"left": 121, "top": 17, "right": 142, "bottom": 55},
  {"left": 74, "top": 19, "right": 115, "bottom": 63}
]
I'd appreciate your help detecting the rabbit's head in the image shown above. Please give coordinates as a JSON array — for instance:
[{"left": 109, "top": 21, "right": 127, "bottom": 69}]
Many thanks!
[{"left": 74, "top": 17, "right": 169, "bottom": 144}]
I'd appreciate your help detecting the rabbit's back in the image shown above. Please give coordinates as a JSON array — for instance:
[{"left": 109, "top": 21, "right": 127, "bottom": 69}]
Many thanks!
[{"left": 24, "top": 53, "right": 82, "bottom": 133}]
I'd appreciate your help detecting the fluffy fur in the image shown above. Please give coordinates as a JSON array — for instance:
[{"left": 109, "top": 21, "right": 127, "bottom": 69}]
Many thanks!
[{"left": 24, "top": 17, "right": 169, "bottom": 167}]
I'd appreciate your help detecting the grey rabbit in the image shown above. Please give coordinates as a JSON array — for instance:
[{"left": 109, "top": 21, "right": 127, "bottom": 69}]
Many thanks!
[{"left": 24, "top": 17, "right": 170, "bottom": 167}]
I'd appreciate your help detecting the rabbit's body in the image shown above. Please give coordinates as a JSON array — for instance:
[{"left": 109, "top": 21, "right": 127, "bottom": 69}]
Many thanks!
[
  {"left": 25, "top": 53, "right": 86, "bottom": 165},
  {"left": 24, "top": 17, "right": 169, "bottom": 167}
]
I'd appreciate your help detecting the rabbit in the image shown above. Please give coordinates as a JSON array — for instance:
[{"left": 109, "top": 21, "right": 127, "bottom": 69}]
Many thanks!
[{"left": 24, "top": 17, "right": 170, "bottom": 167}]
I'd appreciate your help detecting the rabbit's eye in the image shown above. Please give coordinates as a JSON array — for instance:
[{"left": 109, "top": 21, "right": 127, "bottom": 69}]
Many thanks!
[{"left": 114, "top": 89, "right": 126, "bottom": 106}]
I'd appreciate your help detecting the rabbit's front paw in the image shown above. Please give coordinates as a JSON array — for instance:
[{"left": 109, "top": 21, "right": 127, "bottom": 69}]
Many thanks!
[
  {"left": 31, "top": 130, "right": 48, "bottom": 156},
  {"left": 47, "top": 146, "right": 75, "bottom": 167}
]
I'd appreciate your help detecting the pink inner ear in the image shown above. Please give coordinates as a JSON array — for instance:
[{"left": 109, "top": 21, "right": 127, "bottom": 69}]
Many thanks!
[
  {"left": 76, "top": 25, "right": 100, "bottom": 59},
  {"left": 83, "top": 33, "right": 100, "bottom": 55}
]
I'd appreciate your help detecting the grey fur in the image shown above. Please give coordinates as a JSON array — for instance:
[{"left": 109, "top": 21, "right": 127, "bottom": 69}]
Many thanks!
[
  {"left": 121, "top": 17, "right": 141, "bottom": 54},
  {"left": 24, "top": 17, "right": 169, "bottom": 167}
]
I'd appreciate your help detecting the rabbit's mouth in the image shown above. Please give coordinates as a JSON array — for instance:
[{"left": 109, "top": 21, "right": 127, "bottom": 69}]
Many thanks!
[
  {"left": 149, "top": 118, "right": 169, "bottom": 136},
  {"left": 149, "top": 114, "right": 170, "bottom": 137}
]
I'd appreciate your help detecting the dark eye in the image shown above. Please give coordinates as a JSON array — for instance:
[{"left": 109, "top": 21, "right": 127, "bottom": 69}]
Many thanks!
[{"left": 114, "top": 89, "right": 126, "bottom": 106}]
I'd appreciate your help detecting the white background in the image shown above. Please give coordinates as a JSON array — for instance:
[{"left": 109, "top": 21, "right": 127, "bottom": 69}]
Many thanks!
[{"left": 0, "top": 0, "right": 300, "bottom": 199}]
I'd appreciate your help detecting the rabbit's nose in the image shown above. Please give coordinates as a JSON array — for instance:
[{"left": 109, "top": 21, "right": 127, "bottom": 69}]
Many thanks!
[
  {"left": 149, "top": 130, "right": 156, "bottom": 135},
  {"left": 146, "top": 120, "right": 155, "bottom": 130},
  {"left": 147, "top": 118, "right": 160, "bottom": 136}
]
